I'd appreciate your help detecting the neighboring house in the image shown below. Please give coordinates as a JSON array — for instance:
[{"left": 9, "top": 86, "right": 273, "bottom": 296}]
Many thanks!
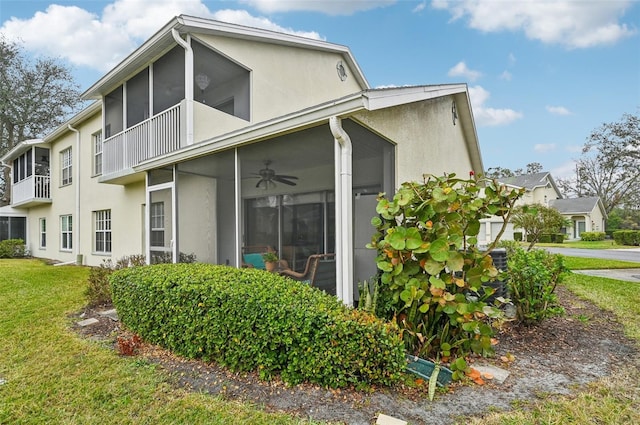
[
  {"left": 479, "top": 172, "right": 562, "bottom": 245},
  {"left": 0, "top": 15, "right": 485, "bottom": 305},
  {"left": 549, "top": 197, "right": 607, "bottom": 239},
  {"left": 498, "top": 172, "right": 563, "bottom": 207}
]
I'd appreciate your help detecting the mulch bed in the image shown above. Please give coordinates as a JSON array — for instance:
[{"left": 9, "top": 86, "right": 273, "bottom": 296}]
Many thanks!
[{"left": 71, "top": 285, "right": 639, "bottom": 425}]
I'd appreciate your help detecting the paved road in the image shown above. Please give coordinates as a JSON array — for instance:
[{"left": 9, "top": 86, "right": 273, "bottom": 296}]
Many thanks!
[
  {"left": 544, "top": 247, "right": 640, "bottom": 283},
  {"left": 545, "top": 247, "right": 640, "bottom": 263}
]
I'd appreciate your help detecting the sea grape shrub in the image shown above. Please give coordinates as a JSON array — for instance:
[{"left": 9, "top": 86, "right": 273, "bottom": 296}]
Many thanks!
[
  {"left": 507, "top": 248, "right": 567, "bottom": 324},
  {"left": 367, "top": 173, "right": 523, "bottom": 362}
]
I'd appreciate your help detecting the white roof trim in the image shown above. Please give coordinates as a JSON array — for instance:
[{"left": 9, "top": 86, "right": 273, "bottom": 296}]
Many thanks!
[{"left": 83, "top": 14, "right": 369, "bottom": 99}]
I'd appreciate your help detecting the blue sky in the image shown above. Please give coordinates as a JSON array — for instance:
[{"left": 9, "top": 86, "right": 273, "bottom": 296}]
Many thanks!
[{"left": 1, "top": 0, "right": 638, "bottom": 179}]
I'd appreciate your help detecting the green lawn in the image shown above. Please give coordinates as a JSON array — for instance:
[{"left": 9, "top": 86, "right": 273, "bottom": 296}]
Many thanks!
[
  {"left": 0, "top": 259, "right": 320, "bottom": 425},
  {"left": 537, "top": 240, "right": 636, "bottom": 249},
  {"left": 2, "top": 258, "right": 639, "bottom": 425},
  {"left": 563, "top": 256, "right": 640, "bottom": 270}
]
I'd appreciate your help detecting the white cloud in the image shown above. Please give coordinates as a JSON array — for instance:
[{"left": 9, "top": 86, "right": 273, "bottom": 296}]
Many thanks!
[
  {"left": 432, "top": 0, "right": 636, "bottom": 48},
  {"left": 508, "top": 52, "right": 516, "bottom": 65},
  {"left": 0, "top": 0, "right": 323, "bottom": 72},
  {"left": 565, "top": 145, "right": 583, "bottom": 154},
  {"left": 551, "top": 160, "right": 577, "bottom": 180},
  {"left": 240, "top": 0, "right": 396, "bottom": 15},
  {"left": 534, "top": 143, "right": 556, "bottom": 153},
  {"left": 499, "top": 70, "right": 512, "bottom": 81},
  {"left": 546, "top": 105, "right": 572, "bottom": 116},
  {"left": 448, "top": 61, "right": 482, "bottom": 82},
  {"left": 468, "top": 85, "right": 523, "bottom": 126},
  {"left": 413, "top": 2, "right": 427, "bottom": 13}
]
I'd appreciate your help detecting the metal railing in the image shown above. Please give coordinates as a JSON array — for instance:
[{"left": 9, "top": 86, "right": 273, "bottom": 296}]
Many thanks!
[
  {"left": 103, "top": 103, "right": 182, "bottom": 175},
  {"left": 12, "top": 175, "right": 50, "bottom": 205}
]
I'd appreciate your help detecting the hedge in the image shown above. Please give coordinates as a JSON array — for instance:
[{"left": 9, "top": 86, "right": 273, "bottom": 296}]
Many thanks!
[
  {"left": 612, "top": 230, "right": 640, "bottom": 246},
  {"left": 580, "top": 231, "right": 606, "bottom": 241},
  {"left": 0, "top": 239, "right": 26, "bottom": 258},
  {"left": 110, "top": 263, "right": 405, "bottom": 388}
]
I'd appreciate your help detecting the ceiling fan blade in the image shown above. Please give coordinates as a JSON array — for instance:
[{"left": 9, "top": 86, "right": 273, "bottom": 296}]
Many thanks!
[
  {"left": 275, "top": 175, "right": 298, "bottom": 180},
  {"left": 274, "top": 176, "right": 297, "bottom": 186}
]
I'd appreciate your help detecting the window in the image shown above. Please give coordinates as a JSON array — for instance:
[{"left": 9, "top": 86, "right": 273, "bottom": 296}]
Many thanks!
[
  {"left": 93, "top": 132, "right": 103, "bottom": 176},
  {"left": 150, "top": 202, "right": 164, "bottom": 247},
  {"left": 61, "top": 215, "right": 72, "bottom": 251},
  {"left": 94, "top": 210, "right": 111, "bottom": 253},
  {"left": 0, "top": 216, "right": 26, "bottom": 242},
  {"left": 39, "top": 218, "right": 46, "bottom": 248},
  {"left": 11, "top": 150, "right": 33, "bottom": 183},
  {"left": 61, "top": 148, "right": 72, "bottom": 185}
]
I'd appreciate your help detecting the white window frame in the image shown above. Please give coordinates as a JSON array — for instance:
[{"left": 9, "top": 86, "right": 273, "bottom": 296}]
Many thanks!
[
  {"left": 61, "top": 148, "right": 72, "bottom": 186},
  {"left": 93, "top": 131, "right": 103, "bottom": 176},
  {"left": 60, "top": 215, "right": 72, "bottom": 251},
  {"left": 39, "top": 218, "right": 46, "bottom": 249},
  {"left": 94, "top": 209, "right": 112, "bottom": 253},
  {"left": 150, "top": 201, "right": 165, "bottom": 247}
]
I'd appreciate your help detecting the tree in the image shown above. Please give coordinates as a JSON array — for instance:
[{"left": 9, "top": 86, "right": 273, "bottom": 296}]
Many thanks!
[
  {"left": 511, "top": 204, "right": 567, "bottom": 250},
  {"left": 557, "top": 113, "right": 640, "bottom": 214},
  {"left": 0, "top": 36, "right": 81, "bottom": 205},
  {"left": 485, "top": 162, "right": 544, "bottom": 179}
]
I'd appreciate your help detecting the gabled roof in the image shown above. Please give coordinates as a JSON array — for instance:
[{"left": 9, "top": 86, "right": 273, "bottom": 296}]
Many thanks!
[
  {"left": 499, "top": 172, "right": 562, "bottom": 198},
  {"left": 83, "top": 14, "right": 369, "bottom": 99},
  {"left": 549, "top": 197, "right": 607, "bottom": 218},
  {"left": 0, "top": 101, "right": 101, "bottom": 163}
]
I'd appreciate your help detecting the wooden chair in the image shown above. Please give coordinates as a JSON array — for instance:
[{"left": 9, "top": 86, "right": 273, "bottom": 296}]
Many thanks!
[{"left": 280, "top": 253, "right": 335, "bottom": 288}]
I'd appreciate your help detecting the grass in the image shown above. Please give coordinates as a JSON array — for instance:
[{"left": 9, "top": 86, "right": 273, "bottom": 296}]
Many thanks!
[
  {"left": 3, "top": 257, "right": 639, "bottom": 425},
  {"left": 563, "top": 256, "right": 640, "bottom": 270},
  {"left": 0, "top": 259, "right": 322, "bottom": 425},
  {"left": 459, "top": 260, "right": 640, "bottom": 425},
  {"left": 537, "top": 240, "right": 636, "bottom": 249}
]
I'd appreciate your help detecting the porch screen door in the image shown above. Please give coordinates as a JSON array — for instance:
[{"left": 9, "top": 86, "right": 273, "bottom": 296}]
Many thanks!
[{"left": 147, "top": 182, "right": 175, "bottom": 263}]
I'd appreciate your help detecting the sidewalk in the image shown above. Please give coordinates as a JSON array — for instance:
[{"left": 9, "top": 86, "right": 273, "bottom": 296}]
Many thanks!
[{"left": 572, "top": 268, "right": 640, "bottom": 283}]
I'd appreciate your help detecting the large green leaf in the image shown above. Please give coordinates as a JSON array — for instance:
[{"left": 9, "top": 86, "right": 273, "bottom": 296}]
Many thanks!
[
  {"left": 446, "top": 251, "right": 464, "bottom": 271},
  {"left": 422, "top": 258, "right": 444, "bottom": 275},
  {"left": 429, "top": 239, "right": 450, "bottom": 262}
]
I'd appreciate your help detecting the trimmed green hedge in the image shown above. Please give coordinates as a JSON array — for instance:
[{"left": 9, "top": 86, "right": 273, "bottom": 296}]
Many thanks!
[
  {"left": 110, "top": 263, "right": 405, "bottom": 388},
  {"left": 0, "top": 239, "right": 26, "bottom": 258},
  {"left": 580, "top": 231, "right": 606, "bottom": 241},
  {"left": 613, "top": 230, "right": 640, "bottom": 246}
]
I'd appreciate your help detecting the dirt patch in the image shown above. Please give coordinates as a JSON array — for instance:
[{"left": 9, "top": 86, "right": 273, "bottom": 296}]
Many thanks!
[{"left": 71, "top": 285, "right": 638, "bottom": 425}]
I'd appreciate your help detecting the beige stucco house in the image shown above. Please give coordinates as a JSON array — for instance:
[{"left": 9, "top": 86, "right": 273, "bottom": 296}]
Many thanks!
[
  {"left": 479, "top": 172, "right": 607, "bottom": 243},
  {"left": 1, "top": 15, "right": 485, "bottom": 305},
  {"left": 549, "top": 197, "right": 607, "bottom": 239}
]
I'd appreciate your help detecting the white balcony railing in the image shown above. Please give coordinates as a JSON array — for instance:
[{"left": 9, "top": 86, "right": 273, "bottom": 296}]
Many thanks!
[
  {"left": 12, "top": 175, "right": 51, "bottom": 206},
  {"left": 103, "top": 103, "right": 182, "bottom": 175}
]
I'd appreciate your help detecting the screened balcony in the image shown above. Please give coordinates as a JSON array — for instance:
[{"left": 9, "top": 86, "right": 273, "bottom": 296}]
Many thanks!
[
  {"left": 11, "top": 147, "right": 51, "bottom": 208},
  {"left": 100, "top": 40, "right": 250, "bottom": 180}
]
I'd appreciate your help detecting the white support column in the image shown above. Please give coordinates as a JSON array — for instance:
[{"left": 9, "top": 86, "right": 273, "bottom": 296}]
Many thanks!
[
  {"left": 171, "top": 29, "right": 194, "bottom": 146},
  {"left": 330, "top": 116, "right": 354, "bottom": 306}
]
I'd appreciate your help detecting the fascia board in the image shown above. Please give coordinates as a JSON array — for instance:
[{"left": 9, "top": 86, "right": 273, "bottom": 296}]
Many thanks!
[
  {"left": 42, "top": 101, "right": 102, "bottom": 142},
  {"left": 363, "top": 84, "right": 467, "bottom": 111},
  {"left": 1, "top": 139, "right": 45, "bottom": 163},
  {"left": 131, "top": 93, "right": 366, "bottom": 172}
]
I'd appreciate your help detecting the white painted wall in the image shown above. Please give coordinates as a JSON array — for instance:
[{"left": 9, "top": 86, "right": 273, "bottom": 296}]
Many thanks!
[{"left": 22, "top": 111, "right": 146, "bottom": 266}]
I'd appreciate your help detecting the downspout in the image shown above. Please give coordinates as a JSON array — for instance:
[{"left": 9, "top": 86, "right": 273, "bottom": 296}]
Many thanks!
[
  {"left": 68, "top": 124, "right": 82, "bottom": 265},
  {"left": 171, "top": 28, "right": 194, "bottom": 146},
  {"left": 329, "top": 116, "right": 353, "bottom": 306}
]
